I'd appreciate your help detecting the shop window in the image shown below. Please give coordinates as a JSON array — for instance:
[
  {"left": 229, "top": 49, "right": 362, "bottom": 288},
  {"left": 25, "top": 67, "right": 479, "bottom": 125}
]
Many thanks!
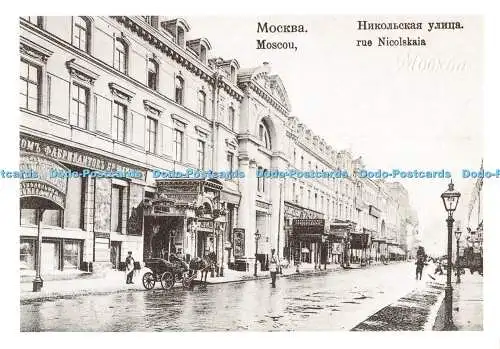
[
  {"left": 63, "top": 240, "right": 82, "bottom": 269},
  {"left": 20, "top": 238, "right": 35, "bottom": 270},
  {"left": 21, "top": 209, "right": 62, "bottom": 227},
  {"left": 111, "top": 185, "right": 124, "bottom": 233}
]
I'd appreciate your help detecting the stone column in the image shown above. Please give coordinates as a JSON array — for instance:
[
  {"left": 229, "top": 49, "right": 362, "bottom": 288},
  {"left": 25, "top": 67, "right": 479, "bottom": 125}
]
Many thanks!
[{"left": 237, "top": 157, "right": 257, "bottom": 265}]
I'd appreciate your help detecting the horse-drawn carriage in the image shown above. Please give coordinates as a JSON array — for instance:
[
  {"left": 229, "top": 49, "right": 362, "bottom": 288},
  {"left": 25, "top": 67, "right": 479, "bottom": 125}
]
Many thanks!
[
  {"left": 141, "top": 253, "right": 217, "bottom": 290},
  {"left": 142, "top": 257, "right": 193, "bottom": 290}
]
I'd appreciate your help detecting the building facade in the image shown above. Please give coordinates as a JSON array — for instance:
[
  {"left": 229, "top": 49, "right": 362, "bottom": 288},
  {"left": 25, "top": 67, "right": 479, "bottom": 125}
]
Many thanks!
[{"left": 19, "top": 16, "right": 418, "bottom": 279}]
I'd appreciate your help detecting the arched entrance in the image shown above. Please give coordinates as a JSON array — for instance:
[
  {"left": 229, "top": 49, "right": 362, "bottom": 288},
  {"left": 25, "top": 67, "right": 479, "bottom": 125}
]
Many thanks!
[{"left": 20, "top": 153, "right": 69, "bottom": 292}]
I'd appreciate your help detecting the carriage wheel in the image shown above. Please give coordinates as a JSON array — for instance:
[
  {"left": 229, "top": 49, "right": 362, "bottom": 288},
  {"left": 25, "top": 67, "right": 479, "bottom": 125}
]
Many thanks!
[
  {"left": 160, "top": 271, "right": 174, "bottom": 290},
  {"left": 142, "top": 272, "right": 155, "bottom": 290}
]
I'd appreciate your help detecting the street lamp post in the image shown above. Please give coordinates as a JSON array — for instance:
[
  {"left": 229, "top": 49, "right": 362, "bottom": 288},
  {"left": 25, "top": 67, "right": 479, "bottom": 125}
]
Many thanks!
[
  {"left": 455, "top": 227, "right": 462, "bottom": 284},
  {"left": 33, "top": 208, "right": 45, "bottom": 292},
  {"left": 441, "top": 180, "right": 461, "bottom": 331},
  {"left": 254, "top": 230, "right": 261, "bottom": 277}
]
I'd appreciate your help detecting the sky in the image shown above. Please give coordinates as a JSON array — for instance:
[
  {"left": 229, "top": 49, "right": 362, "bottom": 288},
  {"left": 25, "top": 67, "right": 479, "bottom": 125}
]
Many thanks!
[{"left": 186, "top": 15, "right": 483, "bottom": 256}]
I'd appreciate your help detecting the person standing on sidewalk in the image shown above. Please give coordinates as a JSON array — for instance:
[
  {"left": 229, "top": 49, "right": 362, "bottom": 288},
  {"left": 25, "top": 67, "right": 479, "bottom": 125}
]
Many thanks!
[
  {"left": 269, "top": 249, "right": 278, "bottom": 288},
  {"left": 125, "top": 251, "right": 135, "bottom": 284}
]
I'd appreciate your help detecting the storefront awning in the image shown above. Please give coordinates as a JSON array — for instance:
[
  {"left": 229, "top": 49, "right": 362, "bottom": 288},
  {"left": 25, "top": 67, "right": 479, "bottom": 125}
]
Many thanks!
[{"left": 388, "top": 246, "right": 406, "bottom": 255}]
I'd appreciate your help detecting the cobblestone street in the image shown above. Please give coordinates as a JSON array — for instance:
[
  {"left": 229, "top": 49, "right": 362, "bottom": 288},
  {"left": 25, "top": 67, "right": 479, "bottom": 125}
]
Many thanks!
[{"left": 21, "top": 262, "right": 440, "bottom": 331}]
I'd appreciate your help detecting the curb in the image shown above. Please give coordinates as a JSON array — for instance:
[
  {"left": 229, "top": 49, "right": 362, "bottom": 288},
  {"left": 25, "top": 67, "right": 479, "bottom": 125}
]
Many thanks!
[
  {"left": 423, "top": 284, "right": 446, "bottom": 331},
  {"left": 20, "top": 268, "right": 341, "bottom": 303},
  {"left": 351, "top": 281, "right": 446, "bottom": 331}
]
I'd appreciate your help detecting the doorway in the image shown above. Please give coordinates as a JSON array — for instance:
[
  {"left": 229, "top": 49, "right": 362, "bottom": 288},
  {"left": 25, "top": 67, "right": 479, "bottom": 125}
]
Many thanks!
[
  {"left": 110, "top": 241, "right": 121, "bottom": 269},
  {"left": 41, "top": 241, "right": 59, "bottom": 272}
]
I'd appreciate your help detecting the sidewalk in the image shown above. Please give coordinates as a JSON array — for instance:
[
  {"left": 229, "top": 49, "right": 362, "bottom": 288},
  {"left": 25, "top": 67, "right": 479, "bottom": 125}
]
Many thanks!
[
  {"left": 432, "top": 272, "right": 483, "bottom": 331},
  {"left": 351, "top": 272, "right": 446, "bottom": 331},
  {"left": 20, "top": 262, "right": 348, "bottom": 303}
]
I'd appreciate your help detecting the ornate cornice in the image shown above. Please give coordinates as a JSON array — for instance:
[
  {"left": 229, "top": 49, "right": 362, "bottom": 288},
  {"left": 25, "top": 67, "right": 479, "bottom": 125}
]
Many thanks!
[
  {"left": 238, "top": 80, "right": 289, "bottom": 116},
  {"left": 20, "top": 36, "right": 53, "bottom": 63},
  {"left": 111, "top": 16, "right": 243, "bottom": 102},
  {"left": 109, "top": 82, "right": 135, "bottom": 102},
  {"left": 195, "top": 125, "right": 210, "bottom": 137},
  {"left": 171, "top": 113, "right": 189, "bottom": 126},
  {"left": 66, "top": 59, "right": 100, "bottom": 85},
  {"left": 143, "top": 99, "right": 164, "bottom": 116}
]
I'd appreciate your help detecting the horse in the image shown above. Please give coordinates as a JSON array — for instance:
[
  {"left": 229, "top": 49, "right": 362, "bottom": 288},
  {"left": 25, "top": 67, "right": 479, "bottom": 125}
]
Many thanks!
[{"left": 189, "top": 252, "right": 217, "bottom": 284}]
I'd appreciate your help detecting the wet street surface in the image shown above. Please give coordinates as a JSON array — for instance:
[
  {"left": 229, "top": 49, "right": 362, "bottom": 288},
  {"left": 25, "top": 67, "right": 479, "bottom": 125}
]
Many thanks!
[{"left": 21, "top": 262, "right": 423, "bottom": 331}]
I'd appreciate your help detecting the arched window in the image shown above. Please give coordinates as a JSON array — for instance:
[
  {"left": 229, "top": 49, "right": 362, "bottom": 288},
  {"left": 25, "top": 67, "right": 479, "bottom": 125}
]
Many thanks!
[
  {"left": 114, "top": 38, "right": 128, "bottom": 74},
  {"left": 147, "top": 58, "right": 159, "bottom": 90},
  {"left": 72, "top": 16, "right": 91, "bottom": 53},
  {"left": 197, "top": 90, "right": 206, "bottom": 116},
  {"left": 175, "top": 76, "right": 184, "bottom": 105},
  {"left": 258, "top": 121, "right": 271, "bottom": 150}
]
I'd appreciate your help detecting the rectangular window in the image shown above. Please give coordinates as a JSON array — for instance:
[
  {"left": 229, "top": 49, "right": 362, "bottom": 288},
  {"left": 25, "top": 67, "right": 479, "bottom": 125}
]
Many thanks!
[
  {"left": 197, "top": 140, "right": 206, "bottom": 170},
  {"left": 146, "top": 117, "right": 158, "bottom": 153},
  {"left": 228, "top": 107, "right": 235, "bottom": 131},
  {"left": 63, "top": 240, "right": 82, "bottom": 269},
  {"left": 227, "top": 152, "right": 234, "bottom": 173},
  {"left": 73, "top": 18, "right": 88, "bottom": 51},
  {"left": 257, "top": 166, "right": 263, "bottom": 192},
  {"left": 20, "top": 209, "right": 62, "bottom": 227},
  {"left": 20, "top": 60, "right": 41, "bottom": 112},
  {"left": 198, "top": 91, "right": 206, "bottom": 116},
  {"left": 292, "top": 183, "right": 296, "bottom": 202},
  {"left": 71, "top": 83, "right": 89, "bottom": 129},
  {"left": 148, "top": 70, "right": 157, "bottom": 90},
  {"left": 112, "top": 102, "right": 126, "bottom": 142},
  {"left": 21, "top": 16, "right": 42, "bottom": 27},
  {"left": 174, "top": 129, "right": 184, "bottom": 162},
  {"left": 111, "top": 185, "right": 124, "bottom": 233},
  {"left": 20, "top": 238, "right": 36, "bottom": 270}
]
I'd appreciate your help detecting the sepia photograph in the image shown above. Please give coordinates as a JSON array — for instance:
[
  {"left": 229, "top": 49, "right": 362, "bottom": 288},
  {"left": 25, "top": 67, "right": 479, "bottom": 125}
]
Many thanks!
[{"left": 16, "top": 13, "right": 485, "bottom": 333}]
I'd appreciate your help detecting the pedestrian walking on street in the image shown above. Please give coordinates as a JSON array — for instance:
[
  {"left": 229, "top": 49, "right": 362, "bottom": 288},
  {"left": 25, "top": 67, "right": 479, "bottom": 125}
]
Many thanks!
[
  {"left": 434, "top": 260, "right": 444, "bottom": 275},
  {"left": 125, "top": 251, "right": 135, "bottom": 284},
  {"left": 269, "top": 249, "right": 278, "bottom": 288}
]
